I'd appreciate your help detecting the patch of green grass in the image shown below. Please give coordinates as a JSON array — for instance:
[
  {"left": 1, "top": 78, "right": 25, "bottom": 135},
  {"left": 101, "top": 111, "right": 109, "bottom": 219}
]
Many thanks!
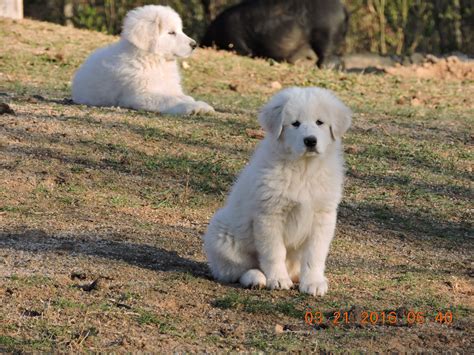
[
  {"left": 0, "top": 335, "right": 18, "bottom": 348},
  {"left": 57, "top": 196, "right": 79, "bottom": 206},
  {"left": 141, "top": 126, "right": 169, "bottom": 141},
  {"left": 109, "top": 195, "right": 132, "bottom": 207},
  {"left": 118, "top": 291, "right": 141, "bottom": 302},
  {"left": 33, "top": 185, "right": 51, "bottom": 196},
  {"left": 8, "top": 274, "right": 53, "bottom": 286},
  {"left": 247, "top": 332, "right": 310, "bottom": 352},
  {"left": 52, "top": 297, "right": 85, "bottom": 310},
  {"left": 0, "top": 335, "right": 53, "bottom": 352},
  {"left": 213, "top": 291, "right": 302, "bottom": 318},
  {"left": 70, "top": 165, "right": 85, "bottom": 173},
  {"left": 0, "top": 205, "right": 24, "bottom": 213},
  {"left": 99, "top": 302, "right": 113, "bottom": 312},
  {"left": 450, "top": 304, "right": 472, "bottom": 318},
  {"left": 136, "top": 310, "right": 176, "bottom": 334},
  {"left": 145, "top": 154, "right": 238, "bottom": 195},
  {"left": 65, "top": 184, "right": 86, "bottom": 193},
  {"left": 135, "top": 221, "right": 155, "bottom": 230},
  {"left": 34, "top": 322, "right": 74, "bottom": 345},
  {"left": 203, "top": 334, "right": 222, "bottom": 345},
  {"left": 1, "top": 323, "right": 18, "bottom": 332}
]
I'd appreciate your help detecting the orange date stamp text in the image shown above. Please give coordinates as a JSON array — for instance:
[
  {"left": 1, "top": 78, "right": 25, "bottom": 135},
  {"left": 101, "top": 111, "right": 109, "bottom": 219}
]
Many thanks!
[{"left": 304, "top": 309, "right": 454, "bottom": 326}]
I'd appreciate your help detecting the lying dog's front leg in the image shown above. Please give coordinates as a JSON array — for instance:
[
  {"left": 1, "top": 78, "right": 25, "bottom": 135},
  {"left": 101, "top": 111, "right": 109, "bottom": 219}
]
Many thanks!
[
  {"left": 157, "top": 95, "right": 214, "bottom": 115},
  {"left": 120, "top": 94, "right": 214, "bottom": 115},
  {"left": 254, "top": 216, "right": 293, "bottom": 290},
  {"left": 299, "top": 210, "right": 337, "bottom": 296}
]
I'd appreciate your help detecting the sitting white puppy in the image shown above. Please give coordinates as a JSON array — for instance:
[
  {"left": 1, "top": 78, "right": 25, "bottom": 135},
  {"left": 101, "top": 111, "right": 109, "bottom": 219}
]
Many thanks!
[
  {"left": 72, "top": 5, "right": 214, "bottom": 115},
  {"left": 204, "top": 87, "right": 352, "bottom": 296}
]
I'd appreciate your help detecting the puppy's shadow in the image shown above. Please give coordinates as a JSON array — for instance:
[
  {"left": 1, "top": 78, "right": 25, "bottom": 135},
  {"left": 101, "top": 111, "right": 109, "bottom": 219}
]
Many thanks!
[
  {"left": 0, "top": 229, "right": 211, "bottom": 279},
  {"left": 11, "top": 92, "right": 256, "bottom": 119}
]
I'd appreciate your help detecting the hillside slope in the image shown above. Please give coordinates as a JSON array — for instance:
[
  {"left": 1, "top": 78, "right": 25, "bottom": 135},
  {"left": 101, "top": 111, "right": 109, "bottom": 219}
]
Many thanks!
[{"left": 0, "top": 18, "right": 472, "bottom": 352}]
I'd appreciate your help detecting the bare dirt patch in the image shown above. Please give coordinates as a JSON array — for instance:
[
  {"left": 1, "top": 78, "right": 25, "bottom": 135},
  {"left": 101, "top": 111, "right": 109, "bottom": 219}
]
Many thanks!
[{"left": 385, "top": 55, "right": 474, "bottom": 81}]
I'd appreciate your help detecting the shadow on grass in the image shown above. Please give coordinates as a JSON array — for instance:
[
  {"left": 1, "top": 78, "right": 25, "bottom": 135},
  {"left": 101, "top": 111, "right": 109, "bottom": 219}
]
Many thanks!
[
  {"left": 0, "top": 228, "right": 211, "bottom": 279},
  {"left": 1, "top": 127, "right": 237, "bottom": 196},
  {"left": 339, "top": 201, "right": 471, "bottom": 244},
  {"left": 354, "top": 141, "right": 471, "bottom": 181},
  {"left": 5, "top": 91, "right": 259, "bottom": 139},
  {"left": 347, "top": 169, "right": 473, "bottom": 203},
  {"left": 2, "top": 92, "right": 471, "bottom": 246}
]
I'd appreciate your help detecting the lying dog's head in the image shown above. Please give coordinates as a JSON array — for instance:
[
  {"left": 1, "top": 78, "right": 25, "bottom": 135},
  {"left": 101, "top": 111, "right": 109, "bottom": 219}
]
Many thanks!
[
  {"left": 122, "top": 5, "right": 197, "bottom": 58},
  {"left": 259, "top": 87, "right": 351, "bottom": 158}
]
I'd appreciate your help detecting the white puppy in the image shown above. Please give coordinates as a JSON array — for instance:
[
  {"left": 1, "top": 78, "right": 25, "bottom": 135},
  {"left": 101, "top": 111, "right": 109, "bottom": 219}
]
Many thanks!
[
  {"left": 204, "top": 87, "right": 351, "bottom": 296},
  {"left": 72, "top": 5, "right": 214, "bottom": 115}
]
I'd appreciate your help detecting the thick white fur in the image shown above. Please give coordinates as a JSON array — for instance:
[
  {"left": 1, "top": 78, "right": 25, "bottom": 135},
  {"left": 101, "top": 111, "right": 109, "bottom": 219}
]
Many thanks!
[
  {"left": 72, "top": 5, "right": 214, "bottom": 115},
  {"left": 204, "top": 87, "right": 352, "bottom": 296}
]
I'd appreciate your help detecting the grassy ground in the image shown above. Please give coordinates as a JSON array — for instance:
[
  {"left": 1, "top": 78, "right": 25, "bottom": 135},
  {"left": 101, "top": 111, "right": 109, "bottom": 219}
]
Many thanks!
[{"left": 0, "top": 18, "right": 473, "bottom": 352}]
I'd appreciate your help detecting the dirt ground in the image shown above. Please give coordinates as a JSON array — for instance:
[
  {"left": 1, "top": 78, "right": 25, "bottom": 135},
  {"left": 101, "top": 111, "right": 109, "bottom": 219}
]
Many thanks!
[
  {"left": 0, "top": 18, "right": 473, "bottom": 352},
  {"left": 386, "top": 55, "right": 474, "bottom": 81}
]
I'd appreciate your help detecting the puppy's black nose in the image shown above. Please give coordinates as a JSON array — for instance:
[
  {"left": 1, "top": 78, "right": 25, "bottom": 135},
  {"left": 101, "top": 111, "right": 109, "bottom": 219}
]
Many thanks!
[
  {"left": 190, "top": 41, "right": 197, "bottom": 49},
  {"left": 304, "top": 136, "right": 317, "bottom": 147}
]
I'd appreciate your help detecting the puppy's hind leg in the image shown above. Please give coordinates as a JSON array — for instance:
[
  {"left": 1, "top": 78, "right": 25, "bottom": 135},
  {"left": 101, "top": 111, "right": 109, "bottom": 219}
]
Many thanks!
[{"left": 204, "top": 213, "right": 257, "bottom": 284}]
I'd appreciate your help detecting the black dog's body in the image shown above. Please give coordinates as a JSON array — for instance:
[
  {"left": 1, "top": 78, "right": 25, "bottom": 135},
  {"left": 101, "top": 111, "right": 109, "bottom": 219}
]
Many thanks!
[{"left": 201, "top": 0, "right": 348, "bottom": 67}]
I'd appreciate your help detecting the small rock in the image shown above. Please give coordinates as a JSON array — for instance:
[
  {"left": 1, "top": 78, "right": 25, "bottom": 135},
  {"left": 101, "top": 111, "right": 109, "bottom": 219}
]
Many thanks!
[
  {"left": 32, "top": 94, "right": 45, "bottom": 101},
  {"left": 410, "top": 97, "right": 422, "bottom": 106},
  {"left": 115, "top": 302, "right": 132, "bottom": 309},
  {"left": 396, "top": 96, "right": 406, "bottom": 105},
  {"left": 274, "top": 324, "right": 284, "bottom": 334},
  {"left": 228, "top": 83, "right": 238, "bottom": 91},
  {"left": 77, "top": 278, "right": 100, "bottom": 292},
  {"left": 0, "top": 103, "right": 14, "bottom": 115},
  {"left": 345, "top": 145, "right": 365, "bottom": 154},
  {"left": 55, "top": 53, "right": 64, "bottom": 62},
  {"left": 445, "top": 279, "right": 459, "bottom": 291},
  {"left": 70, "top": 271, "right": 87, "bottom": 280},
  {"left": 245, "top": 128, "right": 265, "bottom": 139},
  {"left": 21, "top": 309, "right": 42, "bottom": 317},
  {"left": 446, "top": 56, "right": 460, "bottom": 64},
  {"left": 410, "top": 53, "right": 425, "bottom": 65},
  {"left": 61, "top": 98, "right": 74, "bottom": 105},
  {"left": 181, "top": 61, "right": 190, "bottom": 69},
  {"left": 267, "top": 58, "right": 279, "bottom": 66},
  {"left": 270, "top": 81, "right": 282, "bottom": 90},
  {"left": 425, "top": 54, "right": 440, "bottom": 64}
]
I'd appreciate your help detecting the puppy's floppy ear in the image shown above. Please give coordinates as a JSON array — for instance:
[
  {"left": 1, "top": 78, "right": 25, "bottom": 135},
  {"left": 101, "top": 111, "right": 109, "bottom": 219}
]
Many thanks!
[
  {"left": 329, "top": 96, "right": 352, "bottom": 140},
  {"left": 122, "top": 7, "right": 158, "bottom": 52},
  {"left": 258, "top": 88, "right": 298, "bottom": 138}
]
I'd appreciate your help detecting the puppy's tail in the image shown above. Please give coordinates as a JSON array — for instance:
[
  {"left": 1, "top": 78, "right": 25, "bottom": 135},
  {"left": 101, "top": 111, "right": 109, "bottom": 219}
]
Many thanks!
[{"left": 239, "top": 269, "right": 266, "bottom": 289}]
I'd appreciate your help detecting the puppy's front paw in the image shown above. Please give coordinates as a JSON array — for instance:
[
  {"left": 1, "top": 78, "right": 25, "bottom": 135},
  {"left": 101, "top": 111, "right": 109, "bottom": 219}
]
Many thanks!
[
  {"left": 300, "top": 277, "right": 328, "bottom": 296},
  {"left": 266, "top": 277, "right": 293, "bottom": 290},
  {"left": 191, "top": 101, "right": 214, "bottom": 114},
  {"left": 240, "top": 269, "right": 266, "bottom": 289}
]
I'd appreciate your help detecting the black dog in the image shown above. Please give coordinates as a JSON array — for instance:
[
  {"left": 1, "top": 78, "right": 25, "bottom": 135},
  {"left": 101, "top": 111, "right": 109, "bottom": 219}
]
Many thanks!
[{"left": 201, "top": 0, "right": 348, "bottom": 68}]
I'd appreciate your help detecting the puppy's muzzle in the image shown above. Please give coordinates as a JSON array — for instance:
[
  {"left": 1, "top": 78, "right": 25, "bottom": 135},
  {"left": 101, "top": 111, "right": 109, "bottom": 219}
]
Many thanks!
[
  {"left": 304, "top": 136, "right": 317, "bottom": 150},
  {"left": 190, "top": 40, "right": 197, "bottom": 50}
]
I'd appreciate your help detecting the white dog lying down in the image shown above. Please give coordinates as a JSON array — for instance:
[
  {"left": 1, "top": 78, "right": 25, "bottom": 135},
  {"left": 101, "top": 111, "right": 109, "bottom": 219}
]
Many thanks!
[
  {"left": 72, "top": 5, "right": 214, "bottom": 115},
  {"left": 204, "top": 87, "right": 352, "bottom": 296}
]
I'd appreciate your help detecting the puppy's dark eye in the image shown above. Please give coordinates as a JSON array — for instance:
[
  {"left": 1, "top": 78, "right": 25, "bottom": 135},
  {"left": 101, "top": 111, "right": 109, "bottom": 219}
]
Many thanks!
[
  {"left": 316, "top": 120, "right": 324, "bottom": 126},
  {"left": 291, "top": 121, "right": 301, "bottom": 127},
  {"left": 168, "top": 31, "right": 176, "bottom": 36}
]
